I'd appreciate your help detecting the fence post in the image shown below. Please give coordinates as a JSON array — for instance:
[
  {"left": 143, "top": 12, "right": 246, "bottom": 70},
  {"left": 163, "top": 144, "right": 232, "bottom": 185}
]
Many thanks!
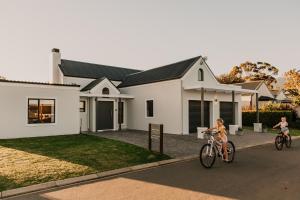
[
  {"left": 160, "top": 124, "right": 163, "bottom": 154},
  {"left": 148, "top": 123, "right": 152, "bottom": 151}
]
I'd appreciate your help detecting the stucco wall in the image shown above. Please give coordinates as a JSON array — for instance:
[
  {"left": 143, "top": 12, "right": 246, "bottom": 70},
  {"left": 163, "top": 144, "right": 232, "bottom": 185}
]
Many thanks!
[
  {"left": 0, "top": 83, "right": 80, "bottom": 139},
  {"left": 120, "top": 79, "right": 182, "bottom": 134}
]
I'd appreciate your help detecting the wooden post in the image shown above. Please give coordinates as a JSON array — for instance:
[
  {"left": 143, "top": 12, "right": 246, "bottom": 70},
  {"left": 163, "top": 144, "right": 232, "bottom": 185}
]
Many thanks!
[
  {"left": 256, "top": 93, "right": 259, "bottom": 123},
  {"left": 160, "top": 124, "right": 164, "bottom": 154},
  {"left": 148, "top": 123, "right": 152, "bottom": 151},
  {"left": 201, "top": 87, "right": 205, "bottom": 127},
  {"left": 232, "top": 91, "right": 235, "bottom": 124},
  {"left": 118, "top": 98, "right": 122, "bottom": 131}
]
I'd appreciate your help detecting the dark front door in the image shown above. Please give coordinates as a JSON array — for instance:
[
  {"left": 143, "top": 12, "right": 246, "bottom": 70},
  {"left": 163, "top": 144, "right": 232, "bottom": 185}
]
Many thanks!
[
  {"left": 189, "top": 100, "right": 210, "bottom": 133},
  {"left": 96, "top": 101, "right": 114, "bottom": 130},
  {"left": 220, "top": 102, "right": 235, "bottom": 128}
]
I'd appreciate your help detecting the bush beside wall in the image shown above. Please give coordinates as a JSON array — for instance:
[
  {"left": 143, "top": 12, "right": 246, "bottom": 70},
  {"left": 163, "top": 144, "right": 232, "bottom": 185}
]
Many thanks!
[{"left": 242, "top": 111, "right": 299, "bottom": 128}]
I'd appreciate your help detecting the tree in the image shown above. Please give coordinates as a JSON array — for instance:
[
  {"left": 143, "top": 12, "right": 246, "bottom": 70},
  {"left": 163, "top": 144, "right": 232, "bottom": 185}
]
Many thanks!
[
  {"left": 0, "top": 76, "right": 5, "bottom": 80},
  {"left": 284, "top": 69, "right": 300, "bottom": 105},
  {"left": 218, "top": 61, "right": 279, "bottom": 88},
  {"left": 217, "top": 66, "right": 245, "bottom": 84}
]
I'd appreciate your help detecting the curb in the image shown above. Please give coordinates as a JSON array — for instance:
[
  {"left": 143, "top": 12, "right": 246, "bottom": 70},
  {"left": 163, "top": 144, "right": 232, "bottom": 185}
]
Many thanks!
[{"left": 1, "top": 136, "right": 300, "bottom": 199}]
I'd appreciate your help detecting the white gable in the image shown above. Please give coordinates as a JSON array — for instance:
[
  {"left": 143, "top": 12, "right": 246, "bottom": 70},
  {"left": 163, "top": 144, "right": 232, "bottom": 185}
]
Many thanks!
[
  {"left": 257, "top": 83, "right": 273, "bottom": 98},
  {"left": 276, "top": 90, "right": 287, "bottom": 101},
  {"left": 89, "top": 78, "right": 120, "bottom": 95},
  {"left": 181, "top": 58, "right": 219, "bottom": 88}
]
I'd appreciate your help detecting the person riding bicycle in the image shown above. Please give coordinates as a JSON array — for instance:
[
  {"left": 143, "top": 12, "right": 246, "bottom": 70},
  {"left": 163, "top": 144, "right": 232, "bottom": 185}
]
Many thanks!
[
  {"left": 273, "top": 116, "right": 289, "bottom": 136},
  {"left": 207, "top": 118, "right": 229, "bottom": 162}
]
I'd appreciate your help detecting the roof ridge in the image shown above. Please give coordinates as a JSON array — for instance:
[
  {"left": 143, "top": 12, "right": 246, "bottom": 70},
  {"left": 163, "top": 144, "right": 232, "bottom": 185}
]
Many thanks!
[{"left": 123, "top": 56, "right": 201, "bottom": 78}]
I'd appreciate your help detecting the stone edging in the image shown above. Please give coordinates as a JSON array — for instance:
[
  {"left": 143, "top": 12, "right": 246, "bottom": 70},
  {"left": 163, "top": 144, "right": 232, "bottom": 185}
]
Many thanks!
[{"left": 1, "top": 136, "right": 300, "bottom": 199}]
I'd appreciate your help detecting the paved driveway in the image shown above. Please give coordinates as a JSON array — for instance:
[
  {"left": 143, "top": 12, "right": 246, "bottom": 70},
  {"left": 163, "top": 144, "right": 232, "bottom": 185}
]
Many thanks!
[
  {"left": 9, "top": 139, "right": 300, "bottom": 200},
  {"left": 89, "top": 130, "right": 275, "bottom": 157}
]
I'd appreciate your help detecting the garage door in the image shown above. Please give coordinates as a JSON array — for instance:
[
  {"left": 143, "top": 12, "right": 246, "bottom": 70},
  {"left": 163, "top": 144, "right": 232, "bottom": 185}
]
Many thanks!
[
  {"left": 219, "top": 102, "right": 235, "bottom": 128},
  {"left": 189, "top": 100, "right": 210, "bottom": 133}
]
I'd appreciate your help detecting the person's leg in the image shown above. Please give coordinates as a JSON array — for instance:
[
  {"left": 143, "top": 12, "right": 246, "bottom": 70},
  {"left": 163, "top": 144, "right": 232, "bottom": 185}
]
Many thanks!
[{"left": 223, "top": 142, "right": 228, "bottom": 161}]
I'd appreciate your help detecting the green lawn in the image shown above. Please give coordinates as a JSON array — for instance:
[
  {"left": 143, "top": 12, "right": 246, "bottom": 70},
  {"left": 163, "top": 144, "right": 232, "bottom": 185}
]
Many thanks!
[
  {"left": 243, "top": 126, "right": 300, "bottom": 136},
  {"left": 0, "top": 134, "right": 170, "bottom": 191}
]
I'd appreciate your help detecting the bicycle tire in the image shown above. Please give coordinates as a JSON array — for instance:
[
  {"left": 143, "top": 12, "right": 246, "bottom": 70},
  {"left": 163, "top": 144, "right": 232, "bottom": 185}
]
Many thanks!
[
  {"left": 199, "top": 144, "right": 216, "bottom": 168},
  {"left": 285, "top": 134, "right": 292, "bottom": 148},
  {"left": 275, "top": 135, "right": 283, "bottom": 151}
]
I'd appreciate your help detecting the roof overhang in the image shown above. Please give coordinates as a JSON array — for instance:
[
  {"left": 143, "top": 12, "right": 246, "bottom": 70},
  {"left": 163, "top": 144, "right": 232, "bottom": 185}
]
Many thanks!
[
  {"left": 183, "top": 84, "right": 257, "bottom": 94},
  {"left": 80, "top": 93, "right": 134, "bottom": 99}
]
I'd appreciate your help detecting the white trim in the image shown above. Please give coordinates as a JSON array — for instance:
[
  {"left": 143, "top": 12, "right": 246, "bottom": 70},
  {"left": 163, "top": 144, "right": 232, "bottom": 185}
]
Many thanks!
[
  {"left": 80, "top": 93, "right": 134, "bottom": 99},
  {"left": 0, "top": 82, "right": 79, "bottom": 90},
  {"left": 145, "top": 99, "right": 154, "bottom": 118}
]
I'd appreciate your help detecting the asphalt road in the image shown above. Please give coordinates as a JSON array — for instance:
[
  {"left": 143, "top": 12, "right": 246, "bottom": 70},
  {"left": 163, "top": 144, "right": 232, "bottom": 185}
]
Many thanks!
[{"left": 7, "top": 139, "right": 300, "bottom": 200}]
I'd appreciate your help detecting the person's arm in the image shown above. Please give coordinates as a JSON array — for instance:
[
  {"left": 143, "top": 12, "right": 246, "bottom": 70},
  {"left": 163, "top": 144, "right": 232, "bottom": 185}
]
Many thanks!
[{"left": 273, "top": 122, "right": 280, "bottom": 129}]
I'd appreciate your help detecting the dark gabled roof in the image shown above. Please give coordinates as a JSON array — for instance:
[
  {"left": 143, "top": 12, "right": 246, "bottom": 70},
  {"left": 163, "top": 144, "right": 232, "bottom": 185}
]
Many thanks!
[
  {"left": 118, "top": 56, "right": 201, "bottom": 88},
  {"left": 59, "top": 59, "right": 141, "bottom": 81},
  {"left": 235, "top": 81, "right": 263, "bottom": 90},
  {"left": 80, "top": 77, "right": 106, "bottom": 92},
  {"left": 0, "top": 79, "right": 79, "bottom": 87}
]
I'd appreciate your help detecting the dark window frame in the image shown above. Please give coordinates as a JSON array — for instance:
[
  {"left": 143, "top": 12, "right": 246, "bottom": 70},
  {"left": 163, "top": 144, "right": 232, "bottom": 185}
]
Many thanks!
[
  {"left": 146, "top": 100, "right": 154, "bottom": 117},
  {"left": 28, "top": 98, "right": 56, "bottom": 124},
  {"left": 80, "top": 100, "right": 86, "bottom": 112},
  {"left": 198, "top": 68, "right": 204, "bottom": 81},
  {"left": 102, "top": 87, "right": 110, "bottom": 95}
]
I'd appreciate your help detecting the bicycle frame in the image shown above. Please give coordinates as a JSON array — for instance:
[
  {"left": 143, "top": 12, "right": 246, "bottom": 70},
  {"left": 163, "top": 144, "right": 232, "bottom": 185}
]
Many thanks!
[{"left": 206, "top": 133, "right": 223, "bottom": 157}]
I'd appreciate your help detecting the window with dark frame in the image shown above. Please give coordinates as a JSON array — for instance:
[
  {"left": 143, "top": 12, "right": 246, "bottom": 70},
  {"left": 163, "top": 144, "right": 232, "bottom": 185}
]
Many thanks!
[
  {"left": 146, "top": 100, "right": 154, "bottom": 117},
  {"left": 80, "top": 101, "right": 86, "bottom": 112},
  {"left": 28, "top": 99, "right": 55, "bottom": 124},
  {"left": 102, "top": 87, "right": 110, "bottom": 95},
  {"left": 198, "top": 68, "right": 204, "bottom": 81},
  {"left": 118, "top": 101, "right": 124, "bottom": 124}
]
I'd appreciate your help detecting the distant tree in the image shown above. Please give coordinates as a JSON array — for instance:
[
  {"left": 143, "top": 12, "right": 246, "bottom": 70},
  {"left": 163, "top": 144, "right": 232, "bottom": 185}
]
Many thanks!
[
  {"left": 0, "top": 76, "right": 5, "bottom": 80},
  {"left": 218, "top": 62, "right": 279, "bottom": 88},
  {"left": 284, "top": 69, "right": 300, "bottom": 105},
  {"left": 217, "top": 66, "right": 245, "bottom": 84}
]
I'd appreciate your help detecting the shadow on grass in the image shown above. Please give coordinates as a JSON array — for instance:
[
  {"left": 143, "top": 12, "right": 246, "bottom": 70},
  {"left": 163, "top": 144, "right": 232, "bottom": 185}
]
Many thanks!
[
  {"left": 0, "top": 176, "right": 19, "bottom": 192},
  {"left": 0, "top": 134, "right": 169, "bottom": 173}
]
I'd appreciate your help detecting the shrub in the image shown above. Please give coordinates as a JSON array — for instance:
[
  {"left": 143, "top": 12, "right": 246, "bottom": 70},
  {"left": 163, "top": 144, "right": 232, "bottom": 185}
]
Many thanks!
[
  {"left": 260, "top": 102, "right": 293, "bottom": 111},
  {"left": 242, "top": 111, "right": 296, "bottom": 128}
]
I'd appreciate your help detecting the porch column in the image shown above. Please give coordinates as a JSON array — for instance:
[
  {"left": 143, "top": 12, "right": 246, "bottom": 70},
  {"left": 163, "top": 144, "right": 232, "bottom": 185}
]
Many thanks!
[
  {"left": 256, "top": 93, "right": 259, "bottom": 123},
  {"left": 232, "top": 90, "right": 236, "bottom": 124},
  {"left": 201, "top": 87, "right": 205, "bottom": 127},
  {"left": 118, "top": 98, "right": 122, "bottom": 131}
]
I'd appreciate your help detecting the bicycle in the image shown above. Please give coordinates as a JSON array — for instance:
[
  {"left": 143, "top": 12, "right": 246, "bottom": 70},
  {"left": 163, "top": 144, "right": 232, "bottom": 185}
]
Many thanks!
[
  {"left": 199, "top": 130, "right": 235, "bottom": 168},
  {"left": 274, "top": 128, "right": 292, "bottom": 151}
]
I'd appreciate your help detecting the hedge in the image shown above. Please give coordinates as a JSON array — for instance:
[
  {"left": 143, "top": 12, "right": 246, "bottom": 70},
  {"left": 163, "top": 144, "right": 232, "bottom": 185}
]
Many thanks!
[{"left": 242, "top": 111, "right": 299, "bottom": 128}]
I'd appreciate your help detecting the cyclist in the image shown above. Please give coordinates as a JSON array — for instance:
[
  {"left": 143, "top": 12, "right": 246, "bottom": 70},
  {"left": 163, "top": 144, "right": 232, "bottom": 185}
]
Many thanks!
[
  {"left": 207, "top": 118, "right": 229, "bottom": 162},
  {"left": 273, "top": 116, "right": 289, "bottom": 136}
]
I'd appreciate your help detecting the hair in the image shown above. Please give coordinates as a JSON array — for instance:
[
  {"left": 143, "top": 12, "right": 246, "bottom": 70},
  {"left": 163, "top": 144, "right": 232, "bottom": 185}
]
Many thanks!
[{"left": 217, "top": 118, "right": 224, "bottom": 124}]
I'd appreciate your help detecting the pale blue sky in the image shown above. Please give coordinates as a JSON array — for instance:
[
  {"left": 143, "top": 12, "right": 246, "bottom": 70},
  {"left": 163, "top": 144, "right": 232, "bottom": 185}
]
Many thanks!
[{"left": 0, "top": 0, "right": 299, "bottom": 82}]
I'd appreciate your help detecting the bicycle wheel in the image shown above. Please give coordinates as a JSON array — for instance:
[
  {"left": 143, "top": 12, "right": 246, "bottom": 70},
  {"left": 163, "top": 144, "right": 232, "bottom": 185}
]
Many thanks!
[
  {"left": 226, "top": 141, "right": 235, "bottom": 163},
  {"left": 285, "top": 134, "right": 292, "bottom": 148},
  {"left": 275, "top": 135, "right": 283, "bottom": 151},
  {"left": 199, "top": 144, "right": 216, "bottom": 168}
]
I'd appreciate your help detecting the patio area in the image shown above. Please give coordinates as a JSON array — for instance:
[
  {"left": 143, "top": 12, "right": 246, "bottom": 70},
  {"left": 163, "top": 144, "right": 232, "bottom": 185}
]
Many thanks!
[{"left": 88, "top": 129, "right": 275, "bottom": 158}]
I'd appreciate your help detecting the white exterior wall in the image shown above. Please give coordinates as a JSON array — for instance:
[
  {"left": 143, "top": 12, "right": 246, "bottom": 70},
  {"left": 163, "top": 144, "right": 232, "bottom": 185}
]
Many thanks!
[
  {"left": 64, "top": 76, "right": 96, "bottom": 89},
  {"left": 120, "top": 79, "right": 182, "bottom": 134},
  {"left": 80, "top": 97, "right": 89, "bottom": 132},
  {"left": 0, "top": 83, "right": 80, "bottom": 139},
  {"left": 50, "top": 50, "right": 63, "bottom": 84},
  {"left": 181, "top": 58, "right": 242, "bottom": 134}
]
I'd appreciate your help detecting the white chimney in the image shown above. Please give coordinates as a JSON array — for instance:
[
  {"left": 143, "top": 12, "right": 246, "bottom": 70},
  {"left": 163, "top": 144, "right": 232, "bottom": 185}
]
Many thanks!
[{"left": 50, "top": 48, "right": 63, "bottom": 84}]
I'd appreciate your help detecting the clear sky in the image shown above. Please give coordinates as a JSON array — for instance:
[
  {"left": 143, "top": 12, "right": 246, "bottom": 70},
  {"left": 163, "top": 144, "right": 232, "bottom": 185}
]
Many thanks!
[{"left": 0, "top": 0, "right": 299, "bottom": 82}]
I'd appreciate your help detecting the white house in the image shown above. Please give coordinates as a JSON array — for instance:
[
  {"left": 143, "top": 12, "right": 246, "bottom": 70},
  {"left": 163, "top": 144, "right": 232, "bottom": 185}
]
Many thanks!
[
  {"left": 236, "top": 81, "right": 275, "bottom": 109},
  {"left": 0, "top": 49, "right": 255, "bottom": 139}
]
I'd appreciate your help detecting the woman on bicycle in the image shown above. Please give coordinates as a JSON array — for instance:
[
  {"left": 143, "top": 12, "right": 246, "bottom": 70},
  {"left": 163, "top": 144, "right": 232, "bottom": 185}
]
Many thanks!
[
  {"left": 207, "top": 118, "right": 229, "bottom": 162},
  {"left": 273, "top": 116, "right": 289, "bottom": 136}
]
